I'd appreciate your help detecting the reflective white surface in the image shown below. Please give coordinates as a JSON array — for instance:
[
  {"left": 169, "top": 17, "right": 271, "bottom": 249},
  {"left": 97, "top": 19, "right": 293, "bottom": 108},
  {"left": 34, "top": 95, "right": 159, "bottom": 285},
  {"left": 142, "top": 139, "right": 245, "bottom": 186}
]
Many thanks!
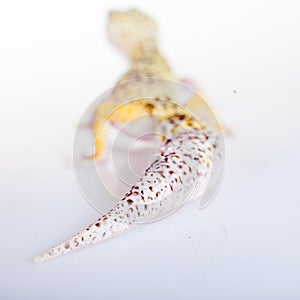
[{"left": 0, "top": 0, "right": 299, "bottom": 299}]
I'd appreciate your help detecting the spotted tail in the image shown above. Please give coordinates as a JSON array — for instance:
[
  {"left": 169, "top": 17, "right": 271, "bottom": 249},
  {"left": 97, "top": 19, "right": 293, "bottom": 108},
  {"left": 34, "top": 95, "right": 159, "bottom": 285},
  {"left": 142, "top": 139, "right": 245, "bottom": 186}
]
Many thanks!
[{"left": 34, "top": 128, "right": 216, "bottom": 263}]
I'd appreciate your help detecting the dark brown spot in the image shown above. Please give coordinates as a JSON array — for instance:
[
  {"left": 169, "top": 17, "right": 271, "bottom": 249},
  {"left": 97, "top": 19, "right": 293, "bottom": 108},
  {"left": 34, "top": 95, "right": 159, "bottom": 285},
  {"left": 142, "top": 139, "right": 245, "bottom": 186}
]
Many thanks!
[{"left": 145, "top": 103, "right": 154, "bottom": 111}]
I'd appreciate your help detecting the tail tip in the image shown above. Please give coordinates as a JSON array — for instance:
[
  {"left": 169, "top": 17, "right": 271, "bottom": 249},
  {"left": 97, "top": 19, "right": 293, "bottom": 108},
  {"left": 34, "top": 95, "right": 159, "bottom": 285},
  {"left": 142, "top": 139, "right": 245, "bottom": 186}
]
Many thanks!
[
  {"left": 33, "top": 253, "right": 48, "bottom": 263},
  {"left": 32, "top": 255, "right": 42, "bottom": 263}
]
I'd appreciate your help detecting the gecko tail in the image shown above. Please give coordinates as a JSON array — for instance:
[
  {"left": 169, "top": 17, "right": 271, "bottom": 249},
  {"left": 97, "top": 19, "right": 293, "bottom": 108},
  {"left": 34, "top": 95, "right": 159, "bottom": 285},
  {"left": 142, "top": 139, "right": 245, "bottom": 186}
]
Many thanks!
[{"left": 33, "top": 215, "right": 133, "bottom": 263}]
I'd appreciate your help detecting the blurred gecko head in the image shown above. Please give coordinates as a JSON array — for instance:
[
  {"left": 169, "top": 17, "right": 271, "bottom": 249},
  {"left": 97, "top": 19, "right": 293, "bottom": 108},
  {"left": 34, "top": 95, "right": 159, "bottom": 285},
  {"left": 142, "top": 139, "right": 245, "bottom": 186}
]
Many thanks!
[{"left": 107, "top": 9, "right": 158, "bottom": 60}]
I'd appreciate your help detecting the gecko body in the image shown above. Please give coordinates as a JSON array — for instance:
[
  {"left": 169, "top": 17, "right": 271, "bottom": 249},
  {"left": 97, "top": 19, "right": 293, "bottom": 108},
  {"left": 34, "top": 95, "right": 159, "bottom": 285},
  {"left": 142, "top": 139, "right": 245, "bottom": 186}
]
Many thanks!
[{"left": 33, "top": 10, "right": 222, "bottom": 263}]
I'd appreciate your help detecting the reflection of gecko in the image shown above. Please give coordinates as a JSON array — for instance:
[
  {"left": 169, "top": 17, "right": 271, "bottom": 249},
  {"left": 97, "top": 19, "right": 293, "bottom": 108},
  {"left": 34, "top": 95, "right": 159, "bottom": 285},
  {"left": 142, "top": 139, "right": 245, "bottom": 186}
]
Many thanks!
[{"left": 33, "top": 10, "right": 222, "bottom": 263}]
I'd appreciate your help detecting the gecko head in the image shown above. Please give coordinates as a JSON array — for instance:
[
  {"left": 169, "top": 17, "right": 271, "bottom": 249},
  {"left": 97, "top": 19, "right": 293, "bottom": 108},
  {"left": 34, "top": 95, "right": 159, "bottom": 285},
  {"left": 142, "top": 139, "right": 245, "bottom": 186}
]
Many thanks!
[{"left": 107, "top": 9, "right": 158, "bottom": 60}]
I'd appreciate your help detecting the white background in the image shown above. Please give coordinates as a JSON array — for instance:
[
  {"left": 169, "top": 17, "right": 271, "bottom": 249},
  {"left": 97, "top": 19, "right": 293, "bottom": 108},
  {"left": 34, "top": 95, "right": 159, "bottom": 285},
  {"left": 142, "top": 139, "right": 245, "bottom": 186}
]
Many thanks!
[{"left": 0, "top": 0, "right": 300, "bottom": 299}]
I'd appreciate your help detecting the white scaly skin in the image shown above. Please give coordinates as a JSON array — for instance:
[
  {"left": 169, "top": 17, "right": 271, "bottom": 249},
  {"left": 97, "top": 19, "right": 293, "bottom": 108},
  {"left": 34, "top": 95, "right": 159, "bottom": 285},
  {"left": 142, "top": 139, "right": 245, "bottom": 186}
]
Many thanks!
[{"left": 33, "top": 123, "right": 218, "bottom": 263}]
